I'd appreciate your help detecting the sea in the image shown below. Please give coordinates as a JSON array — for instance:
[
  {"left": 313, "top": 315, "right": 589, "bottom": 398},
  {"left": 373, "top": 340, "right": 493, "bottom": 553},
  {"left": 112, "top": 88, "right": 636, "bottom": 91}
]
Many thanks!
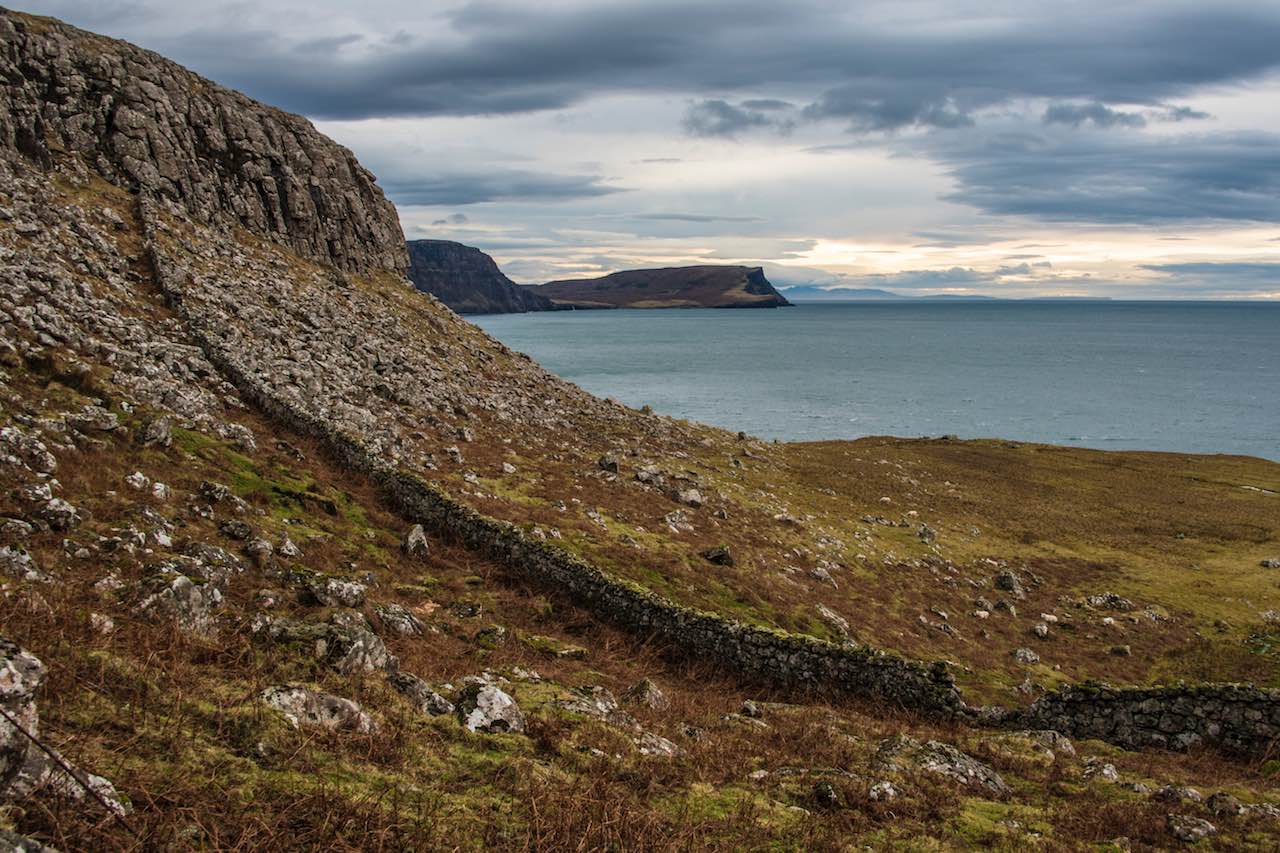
[{"left": 471, "top": 302, "right": 1280, "bottom": 461}]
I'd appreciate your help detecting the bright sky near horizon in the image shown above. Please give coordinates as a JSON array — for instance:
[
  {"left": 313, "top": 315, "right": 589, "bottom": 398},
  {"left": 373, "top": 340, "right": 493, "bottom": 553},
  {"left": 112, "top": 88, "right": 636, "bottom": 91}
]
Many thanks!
[{"left": 20, "top": 0, "right": 1280, "bottom": 298}]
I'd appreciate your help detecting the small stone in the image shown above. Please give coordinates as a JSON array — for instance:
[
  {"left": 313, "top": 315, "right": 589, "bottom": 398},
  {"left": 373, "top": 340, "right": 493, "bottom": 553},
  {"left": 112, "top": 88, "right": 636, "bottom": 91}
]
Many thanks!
[
  {"left": 674, "top": 487, "right": 704, "bottom": 508},
  {"left": 278, "top": 534, "right": 301, "bottom": 558},
  {"left": 1032, "top": 622, "right": 1050, "bottom": 639},
  {"left": 219, "top": 520, "right": 253, "bottom": 541},
  {"left": 1261, "top": 558, "right": 1280, "bottom": 569},
  {"left": 994, "top": 569, "right": 1025, "bottom": 598},
  {"left": 869, "top": 780, "right": 899, "bottom": 801},
  {"left": 245, "top": 538, "right": 274, "bottom": 569},
  {"left": 389, "top": 671, "right": 454, "bottom": 716},
  {"left": 199, "top": 481, "right": 232, "bottom": 503},
  {"left": 124, "top": 471, "right": 150, "bottom": 490},
  {"left": 375, "top": 603, "right": 426, "bottom": 636},
  {"left": 1082, "top": 758, "right": 1119, "bottom": 782},
  {"left": 623, "top": 678, "right": 669, "bottom": 710},
  {"left": 402, "top": 524, "right": 430, "bottom": 558},
  {"left": 1206, "top": 792, "right": 1245, "bottom": 817},
  {"left": 141, "top": 417, "right": 173, "bottom": 448},
  {"left": 1013, "top": 647, "right": 1040, "bottom": 664},
  {"left": 261, "top": 685, "right": 376, "bottom": 733},
  {"left": 1153, "top": 785, "right": 1203, "bottom": 804},
  {"left": 1166, "top": 814, "right": 1216, "bottom": 843},
  {"left": 701, "top": 545, "right": 734, "bottom": 566},
  {"left": 812, "top": 780, "right": 840, "bottom": 809},
  {"left": 304, "top": 576, "right": 366, "bottom": 608},
  {"left": 456, "top": 683, "right": 525, "bottom": 733},
  {"left": 1109, "top": 644, "right": 1132, "bottom": 657},
  {"left": 597, "top": 454, "right": 619, "bottom": 473}
]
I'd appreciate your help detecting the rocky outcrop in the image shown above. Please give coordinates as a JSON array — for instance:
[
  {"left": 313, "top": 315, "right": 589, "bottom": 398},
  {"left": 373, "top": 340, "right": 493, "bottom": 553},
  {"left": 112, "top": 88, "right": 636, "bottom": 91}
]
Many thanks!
[
  {"left": 0, "top": 8, "right": 406, "bottom": 275},
  {"left": 530, "top": 266, "right": 791, "bottom": 309},
  {"left": 0, "top": 639, "right": 129, "bottom": 816},
  {"left": 406, "top": 240, "right": 553, "bottom": 314}
]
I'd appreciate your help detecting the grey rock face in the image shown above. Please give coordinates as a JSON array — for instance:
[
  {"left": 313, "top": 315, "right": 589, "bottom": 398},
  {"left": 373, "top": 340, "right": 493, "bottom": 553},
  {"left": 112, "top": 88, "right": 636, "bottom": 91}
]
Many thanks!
[
  {"left": 1166, "top": 814, "right": 1216, "bottom": 843},
  {"left": 255, "top": 612, "right": 393, "bottom": 675},
  {"left": 0, "top": 10, "right": 406, "bottom": 275},
  {"left": 401, "top": 524, "right": 430, "bottom": 559},
  {"left": 303, "top": 576, "right": 367, "bottom": 608},
  {"left": 623, "top": 678, "right": 669, "bottom": 710},
  {"left": 876, "top": 735, "right": 1010, "bottom": 796},
  {"left": 388, "top": 671, "right": 455, "bottom": 717},
  {"left": 0, "top": 638, "right": 46, "bottom": 792},
  {"left": 0, "top": 639, "right": 129, "bottom": 816},
  {"left": 375, "top": 603, "right": 426, "bottom": 636},
  {"left": 456, "top": 683, "right": 526, "bottom": 734},
  {"left": 261, "top": 685, "right": 377, "bottom": 733},
  {"left": 136, "top": 574, "right": 223, "bottom": 636},
  {"left": 0, "top": 547, "right": 50, "bottom": 584}
]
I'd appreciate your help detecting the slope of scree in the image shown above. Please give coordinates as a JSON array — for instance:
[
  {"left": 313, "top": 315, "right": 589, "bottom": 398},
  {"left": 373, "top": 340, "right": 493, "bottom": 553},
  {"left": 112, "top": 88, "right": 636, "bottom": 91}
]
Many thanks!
[
  {"left": 2, "top": 154, "right": 1280, "bottom": 851},
  {"left": 0, "top": 8, "right": 405, "bottom": 275}
]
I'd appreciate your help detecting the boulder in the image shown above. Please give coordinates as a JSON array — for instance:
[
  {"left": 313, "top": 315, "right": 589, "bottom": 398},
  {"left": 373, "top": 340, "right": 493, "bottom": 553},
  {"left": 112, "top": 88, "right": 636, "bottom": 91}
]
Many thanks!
[
  {"left": 136, "top": 574, "right": 223, "bottom": 636},
  {"left": 401, "top": 524, "right": 430, "bottom": 559},
  {"left": 701, "top": 545, "right": 734, "bottom": 566},
  {"left": 375, "top": 603, "right": 426, "bottom": 636},
  {"left": 876, "top": 735, "right": 1010, "bottom": 797},
  {"left": 623, "top": 678, "right": 669, "bottom": 710},
  {"left": 1166, "top": 814, "right": 1216, "bottom": 843},
  {"left": 388, "top": 671, "right": 454, "bottom": 717},
  {"left": 0, "top": 639, "right": 129, "bottom": 816},
  {"left": 456, "top": 683, "right": 525, "bottom": 734},
  {"left": 261, "top": 685, "right": 377, "bottom": 733}
]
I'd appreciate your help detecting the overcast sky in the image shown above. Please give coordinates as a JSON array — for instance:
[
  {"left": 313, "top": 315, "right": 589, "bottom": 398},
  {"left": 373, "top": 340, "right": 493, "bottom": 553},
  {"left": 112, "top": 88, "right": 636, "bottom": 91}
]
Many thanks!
[{"left": 23, "top": 0, "right": 1280, "bottom": 297}]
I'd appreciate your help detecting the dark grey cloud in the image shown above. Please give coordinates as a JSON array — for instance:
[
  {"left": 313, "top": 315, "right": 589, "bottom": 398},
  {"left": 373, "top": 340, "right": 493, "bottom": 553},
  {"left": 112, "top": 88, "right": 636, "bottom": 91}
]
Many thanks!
[
  {"left": 932, "top": 129, "right": 1280, "bottom": 223},
  {"left": 431, "top": 212, "right": 469, "bottom": 225},
  {"left": 1141, "top": 262, "right": 1280, "bottom": 281},
  {"left": 35, "top": 1, "right": 1280, "bottom": 126},
  {"left": 1042, "top": 101, "right": 1212, "bottom": 128},
  {"left": 1043, "top": 102, "right": 1147, "bottom": 129},
  {"left": 682, "top": 99, "right": 793, "bottom": 138},
  {"left": 1135, "top": 262, "right": 1280, "bottom": 295},
  {"left": 802, "top": 87, "right": 974, "bottom": 132},
  {"left": 382, "top": 168, "right": 626, "bottom": 206}
]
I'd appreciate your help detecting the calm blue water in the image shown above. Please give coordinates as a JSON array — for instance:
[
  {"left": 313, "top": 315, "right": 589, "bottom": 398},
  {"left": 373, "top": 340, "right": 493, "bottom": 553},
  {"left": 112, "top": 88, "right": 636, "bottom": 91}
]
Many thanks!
[{"left": 472, "top": 302, "right": 1280, "bottom": 460}]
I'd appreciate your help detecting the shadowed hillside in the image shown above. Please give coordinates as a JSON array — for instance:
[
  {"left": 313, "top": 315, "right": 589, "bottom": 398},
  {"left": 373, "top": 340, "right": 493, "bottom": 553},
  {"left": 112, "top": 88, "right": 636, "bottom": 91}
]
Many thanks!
[{"left": 406, "top": 240, "right": 554, "bottom": 314}]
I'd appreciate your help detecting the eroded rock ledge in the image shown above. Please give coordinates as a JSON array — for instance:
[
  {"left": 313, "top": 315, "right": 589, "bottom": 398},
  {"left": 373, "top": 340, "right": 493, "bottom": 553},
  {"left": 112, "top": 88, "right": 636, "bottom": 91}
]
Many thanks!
[{"left": 0, "top": 8, "right": 406, "bottom": 275}]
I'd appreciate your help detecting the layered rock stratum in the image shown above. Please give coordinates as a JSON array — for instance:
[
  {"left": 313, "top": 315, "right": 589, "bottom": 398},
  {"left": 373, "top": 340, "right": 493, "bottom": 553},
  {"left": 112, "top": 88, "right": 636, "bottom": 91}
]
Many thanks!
[
  {"left": 1, "top": 8, "right": 1279, "bottom": 849},
  {"left": 406, "top": 239, "right": 553, "bottom": 314}
]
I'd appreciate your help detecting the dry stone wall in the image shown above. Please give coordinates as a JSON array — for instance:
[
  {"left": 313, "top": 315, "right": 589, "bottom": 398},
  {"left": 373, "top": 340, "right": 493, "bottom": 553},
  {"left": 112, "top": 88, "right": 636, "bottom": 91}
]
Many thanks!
[
  {"left": 137, "top": 204, "right": 1280, "bottom": 753},
  {"left": 0, "top": 9, "right": 406, "bottom": 275},
  {"left": 1017, "top": 683, "right": 1280, "bottom": 756},
  {"left": 139, "top": 203, "right": 967, "bottom": 719}
]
